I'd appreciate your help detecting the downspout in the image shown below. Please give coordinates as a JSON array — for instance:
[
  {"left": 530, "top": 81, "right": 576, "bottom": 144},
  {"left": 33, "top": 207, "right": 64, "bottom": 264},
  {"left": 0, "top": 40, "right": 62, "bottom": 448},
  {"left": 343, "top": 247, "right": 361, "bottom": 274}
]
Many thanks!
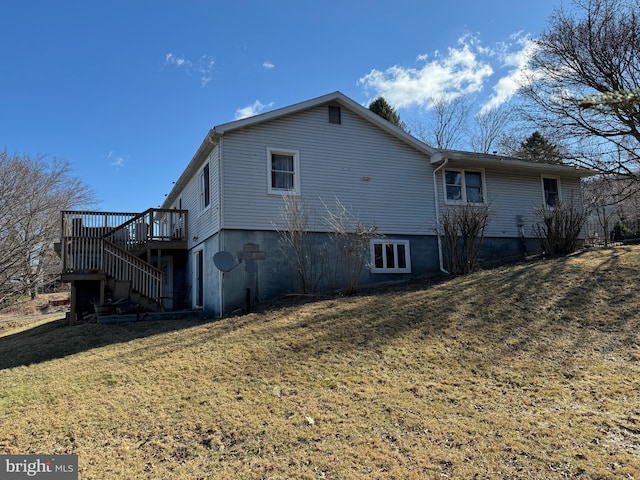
[{"left": 432, "top": 155, "right": 449, "bottom": 274}]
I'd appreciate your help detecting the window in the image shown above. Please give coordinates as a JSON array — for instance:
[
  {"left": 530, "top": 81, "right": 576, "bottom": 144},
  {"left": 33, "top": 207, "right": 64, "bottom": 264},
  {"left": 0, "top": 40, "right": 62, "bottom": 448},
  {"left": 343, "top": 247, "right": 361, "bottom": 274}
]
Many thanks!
[
  {"left": 444, "top": 169, "right": 485, "bottom": 204},
  {"left": 370, "top": 240, "right": 411, "bottom": 273},
  {"left": 328, "top": 105, "right": 341, "bottom": 124},
  {"left": 200, "top": 163, "right": 210, "bottom": 210},
  {"left": 267, "top": 148, "right": 300, "bottom": 194},
  {"left": 542, "top": 176, "right": 560, "bottom": 207}
]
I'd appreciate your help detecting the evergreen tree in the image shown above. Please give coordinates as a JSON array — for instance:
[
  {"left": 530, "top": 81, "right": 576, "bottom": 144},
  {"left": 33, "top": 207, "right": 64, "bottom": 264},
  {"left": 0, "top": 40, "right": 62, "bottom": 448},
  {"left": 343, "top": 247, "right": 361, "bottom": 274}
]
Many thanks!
[
  {"left": 368, "top": 96, "right": 406, "bottom": 131},
  {"left": 515, "top": 131, "right": 563, "bottom": 164}
]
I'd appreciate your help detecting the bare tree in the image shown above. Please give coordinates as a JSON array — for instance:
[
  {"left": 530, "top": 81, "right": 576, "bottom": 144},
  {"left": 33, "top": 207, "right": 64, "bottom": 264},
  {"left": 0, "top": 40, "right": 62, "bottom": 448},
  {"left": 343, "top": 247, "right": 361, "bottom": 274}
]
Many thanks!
[
  {"left": 522, "top": 0, "right": 640, "bottom": 176},
  {"left": 413, "top": 95, "right": 471, "bottom": 149},
  {"left": 583, "top": 176, "right": 617, "bottom": 245},
  {"left": 584, "top": 173, "right": 640, "bottom": 242},
  {"left": 470, "top": 105, "right": 513, "bottom": 154},
  {"left": 0, "top": 151, "right": 93, "bottom": 303}
]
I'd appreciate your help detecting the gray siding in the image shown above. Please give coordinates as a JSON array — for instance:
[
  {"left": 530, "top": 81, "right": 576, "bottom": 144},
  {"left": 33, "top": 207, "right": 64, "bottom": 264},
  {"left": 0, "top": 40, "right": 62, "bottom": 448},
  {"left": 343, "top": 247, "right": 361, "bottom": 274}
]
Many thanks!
[
  {"left": 434, "top": 163, "right": 585, "bottom": 239},
  {"left": 220, "top": 106, "right": 435, "bottom": 235},
  {"left": 180, "top": 145, "right": 220, "bottom": 249}
]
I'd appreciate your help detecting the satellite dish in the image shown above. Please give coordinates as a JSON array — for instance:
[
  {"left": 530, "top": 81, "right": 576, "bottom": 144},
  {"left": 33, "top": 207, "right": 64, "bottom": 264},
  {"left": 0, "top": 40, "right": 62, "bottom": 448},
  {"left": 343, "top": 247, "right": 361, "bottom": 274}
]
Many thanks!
[{"left": 213, "top": 251, "right": 239, "bottom": 272}]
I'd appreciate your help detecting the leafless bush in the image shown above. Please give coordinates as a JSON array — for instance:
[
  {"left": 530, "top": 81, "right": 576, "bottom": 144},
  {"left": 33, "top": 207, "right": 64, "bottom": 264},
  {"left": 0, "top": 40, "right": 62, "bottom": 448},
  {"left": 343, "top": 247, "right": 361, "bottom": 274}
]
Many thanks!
[
  {"left": 278, "top": 196, "right": 380, "bottom": 295},
  {"left": 276, "top": 195, "right": 317, "bottom": 293},
  {"left": 439, "top": 204, "right": 490, "bottom": 274},
  {"left": 534, "top": 200, "right": 587, "bottom": 255},
  {"left": 323, "top": 198, "right": 380, "bottom": 294}
]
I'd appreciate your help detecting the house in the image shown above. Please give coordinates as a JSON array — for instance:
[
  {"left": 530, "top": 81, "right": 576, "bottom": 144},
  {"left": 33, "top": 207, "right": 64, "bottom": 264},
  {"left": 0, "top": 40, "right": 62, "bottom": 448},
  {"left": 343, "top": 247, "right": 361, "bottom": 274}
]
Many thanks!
[{"left": 59, "top": 91, "right": 593, "bottom": 321}]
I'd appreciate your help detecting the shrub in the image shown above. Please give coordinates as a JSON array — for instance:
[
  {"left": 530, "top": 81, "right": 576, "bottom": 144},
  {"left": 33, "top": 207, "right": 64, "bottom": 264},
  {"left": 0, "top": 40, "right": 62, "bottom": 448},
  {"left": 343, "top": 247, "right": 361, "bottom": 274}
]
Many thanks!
[
  {"left": 439, "top": 204, "right": 490, "bottom": 275},
  {"left": 323, "top": 198, "right": 380, "bottom": 294},
  {"left": 277, "top": 196, "right": 379, "bottom": 294},
  {"left": 534, "top": 200, "right": 587, "bottom": 255}
]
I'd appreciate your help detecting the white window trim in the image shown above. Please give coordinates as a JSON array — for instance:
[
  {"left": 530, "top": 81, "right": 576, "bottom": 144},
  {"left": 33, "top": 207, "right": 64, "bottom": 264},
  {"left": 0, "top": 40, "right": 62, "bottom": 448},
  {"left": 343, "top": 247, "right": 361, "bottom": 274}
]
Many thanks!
[
  {"left": 541, "top": 175, "right": 562, "bottom": 208},
  {"left": 267, "top": 147, "right": 300, "bottom": 195},
  {"left": 199, "top": 162, "right": 211, "bottom": 213},
  {"left": 443, "top": 168, "right": 487, "bottom": 205},
  {"left": 370, "top": 239, "right": 411, "bottom": 274}
]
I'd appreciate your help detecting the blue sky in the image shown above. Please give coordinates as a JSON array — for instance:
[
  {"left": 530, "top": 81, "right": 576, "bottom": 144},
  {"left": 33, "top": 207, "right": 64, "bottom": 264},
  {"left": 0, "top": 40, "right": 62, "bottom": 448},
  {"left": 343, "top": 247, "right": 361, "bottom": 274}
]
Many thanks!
[{"left": 1, "top": 0, "right": 561, "bottom": 213}]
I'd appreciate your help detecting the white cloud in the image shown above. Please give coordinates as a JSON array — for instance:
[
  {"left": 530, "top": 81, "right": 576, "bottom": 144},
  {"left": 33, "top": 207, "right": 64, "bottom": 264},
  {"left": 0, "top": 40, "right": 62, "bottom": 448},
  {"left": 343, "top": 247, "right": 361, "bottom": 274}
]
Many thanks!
[
  {"left": 165, "top": 53, "right": 191, "bottom": 68},
  {"left": 263, "top": 60, "right": 275, "bottom": 70},
  {"left": 359, "top": 36, "right": 493, "bottom": 110},
  {"left": 164, "top": 52, "right": 215, "bottom": 87},
  {"left": 106, "top": 151, "right": 124, "bottom": 168},
  {"left": 359, "top": 33, "right": 538, "bottom": 114},
  {"left": 197, "top": 55, "right": 215, "bottom": 87},
  {"left": 479, "top": 34, "right": 539, "bottom": 114},
  {"left": 235, "top": 100, "right": 274, "bottom": 120}
]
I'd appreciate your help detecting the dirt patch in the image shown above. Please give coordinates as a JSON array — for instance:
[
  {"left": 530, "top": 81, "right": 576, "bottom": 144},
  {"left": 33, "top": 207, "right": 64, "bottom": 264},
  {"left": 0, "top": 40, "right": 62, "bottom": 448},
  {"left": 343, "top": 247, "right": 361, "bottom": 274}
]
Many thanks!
[{"left": 0, "top": 292, "right": 70, "bottom": 320}]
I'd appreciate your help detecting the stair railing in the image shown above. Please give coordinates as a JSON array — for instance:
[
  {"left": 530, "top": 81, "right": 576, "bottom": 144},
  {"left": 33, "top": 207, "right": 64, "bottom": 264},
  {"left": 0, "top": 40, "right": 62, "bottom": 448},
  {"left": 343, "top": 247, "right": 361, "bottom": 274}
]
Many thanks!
[{"left": 61, "top": 236, "right": 165, "bottom": 304}]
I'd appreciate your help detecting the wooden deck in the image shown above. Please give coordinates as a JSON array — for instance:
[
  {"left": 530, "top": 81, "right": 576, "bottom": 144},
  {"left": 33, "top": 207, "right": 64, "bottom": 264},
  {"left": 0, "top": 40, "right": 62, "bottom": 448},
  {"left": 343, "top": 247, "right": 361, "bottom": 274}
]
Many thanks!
[{"left": 60, "top": 209, "right": 189, "bottom": 321}]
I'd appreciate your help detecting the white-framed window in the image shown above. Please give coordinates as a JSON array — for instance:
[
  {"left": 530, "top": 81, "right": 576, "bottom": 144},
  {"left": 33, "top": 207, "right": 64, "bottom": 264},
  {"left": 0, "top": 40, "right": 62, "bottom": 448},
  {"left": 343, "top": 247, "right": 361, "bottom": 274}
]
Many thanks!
[
  {"left": 200, "top": 163, "right": 211, "bottom": 210},
  {"left": 541, "top": 176, "right": 561, "bottom": 207},
  {"left": 444, "top": 169, "right": 485, "bottom": 204},
  {"left": 267, "top": 148, "right": 300, "bottom": 195},
  {"left": 370, "top": 239, "right": 411, "bottom": 273}
]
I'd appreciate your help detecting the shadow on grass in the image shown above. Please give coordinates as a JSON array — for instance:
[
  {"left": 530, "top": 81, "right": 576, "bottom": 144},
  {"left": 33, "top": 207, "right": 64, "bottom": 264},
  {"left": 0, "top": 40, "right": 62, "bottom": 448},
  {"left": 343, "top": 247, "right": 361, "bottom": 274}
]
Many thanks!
[
  {"left": 3, "top": 247, "right": 636, "bottom": 371},
  {"left": 0, "top": 316, "right": 214, "bottom": 370},
  {"left": 245, "top": 246, "right": 639, "bottom": 365}
]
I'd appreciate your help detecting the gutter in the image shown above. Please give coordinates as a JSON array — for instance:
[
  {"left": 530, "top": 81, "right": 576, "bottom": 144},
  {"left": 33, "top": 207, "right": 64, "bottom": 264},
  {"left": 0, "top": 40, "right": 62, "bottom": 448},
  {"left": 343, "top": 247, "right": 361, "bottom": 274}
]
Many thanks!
[{"left": 431, "top": 154, "right": 449, "bottom": 274}]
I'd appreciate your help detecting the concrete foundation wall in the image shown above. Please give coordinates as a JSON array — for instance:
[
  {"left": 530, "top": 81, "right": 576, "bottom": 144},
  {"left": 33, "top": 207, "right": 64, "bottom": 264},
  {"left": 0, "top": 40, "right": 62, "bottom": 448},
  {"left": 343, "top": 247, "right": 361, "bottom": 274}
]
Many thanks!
[
  {"left": 211, "top": 231, "right": 548, "bottom": 315},
  {"left": 216, "top": 230, "right": 441, "bottom": 315}
]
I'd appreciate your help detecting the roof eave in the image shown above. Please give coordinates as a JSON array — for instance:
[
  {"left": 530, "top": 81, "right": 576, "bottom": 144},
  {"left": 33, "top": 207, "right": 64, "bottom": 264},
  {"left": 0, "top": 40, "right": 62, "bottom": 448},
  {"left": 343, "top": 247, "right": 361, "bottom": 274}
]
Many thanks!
[
  {"left": 162, "top": 129, "right": 220, "bottom": 209},
  {"left": 431, "top": 150, "right": 597, "bottom": 177}
]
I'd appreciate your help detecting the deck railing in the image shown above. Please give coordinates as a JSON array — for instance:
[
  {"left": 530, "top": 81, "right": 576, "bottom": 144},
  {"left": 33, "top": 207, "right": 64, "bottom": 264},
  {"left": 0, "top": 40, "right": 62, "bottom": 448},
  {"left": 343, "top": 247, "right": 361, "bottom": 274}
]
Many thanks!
[
  {"left": 61, "top": 236, "right": 165, "bottom": 303},
  {"left": 60, "top": 209, "right": 187, "bottom": 304},
  {"left": 61, "top": 208, "right": 188, "bottom": 251}
]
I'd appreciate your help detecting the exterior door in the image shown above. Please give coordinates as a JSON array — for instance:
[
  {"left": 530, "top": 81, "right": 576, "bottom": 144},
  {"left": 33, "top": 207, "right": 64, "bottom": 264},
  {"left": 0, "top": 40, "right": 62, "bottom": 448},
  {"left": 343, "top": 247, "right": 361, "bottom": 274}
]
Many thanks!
[{"left": 195, "top": 249, "right": 204, "bottom": 308}]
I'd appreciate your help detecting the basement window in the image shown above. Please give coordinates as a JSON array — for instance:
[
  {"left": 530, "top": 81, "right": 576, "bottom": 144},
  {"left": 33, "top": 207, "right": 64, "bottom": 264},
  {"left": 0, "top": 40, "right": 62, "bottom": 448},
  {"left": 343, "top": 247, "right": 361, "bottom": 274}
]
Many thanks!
[{"left": 370, "top": 240, "right": 411, "bottom": 273}]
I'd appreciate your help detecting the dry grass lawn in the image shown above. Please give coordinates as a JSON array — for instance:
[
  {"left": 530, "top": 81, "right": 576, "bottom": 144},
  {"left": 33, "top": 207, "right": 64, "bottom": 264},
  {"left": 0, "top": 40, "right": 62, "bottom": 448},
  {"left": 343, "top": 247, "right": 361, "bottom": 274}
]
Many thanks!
[{"left": 0, "top": 246, "right": 639, "bottom": 479}]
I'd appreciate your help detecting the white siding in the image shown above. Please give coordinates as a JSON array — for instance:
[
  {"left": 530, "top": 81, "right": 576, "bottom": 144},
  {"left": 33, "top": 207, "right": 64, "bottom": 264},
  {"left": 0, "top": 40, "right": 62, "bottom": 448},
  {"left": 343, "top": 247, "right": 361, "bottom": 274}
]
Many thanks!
[
  {"left": 180, "top": 145, "right": 221, "bottom": 248},
  {"left": 221, "top": 106, "right": 435, "bottom": 235},
  {"left": 435, "top": 162, "right": 585, "bottom": 238}
]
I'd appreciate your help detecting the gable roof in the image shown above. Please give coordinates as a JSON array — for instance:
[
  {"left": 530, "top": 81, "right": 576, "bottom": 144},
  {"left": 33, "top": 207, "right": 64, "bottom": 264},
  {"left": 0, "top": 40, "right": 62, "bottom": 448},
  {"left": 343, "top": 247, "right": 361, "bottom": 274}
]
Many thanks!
[
  {"left": 212, "top": 91, "right": 437, "bottom": 156},
  {"left": 163, "top": 91, "right": 438, "bottom": 208}
]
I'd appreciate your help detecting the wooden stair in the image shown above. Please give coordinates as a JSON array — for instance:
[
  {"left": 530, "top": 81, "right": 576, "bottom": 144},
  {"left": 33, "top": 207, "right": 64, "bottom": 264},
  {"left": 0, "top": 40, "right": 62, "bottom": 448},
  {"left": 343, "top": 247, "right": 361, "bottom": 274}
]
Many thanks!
[{"left": 60, "top": 209, "right": 188, "bottom": 322}]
